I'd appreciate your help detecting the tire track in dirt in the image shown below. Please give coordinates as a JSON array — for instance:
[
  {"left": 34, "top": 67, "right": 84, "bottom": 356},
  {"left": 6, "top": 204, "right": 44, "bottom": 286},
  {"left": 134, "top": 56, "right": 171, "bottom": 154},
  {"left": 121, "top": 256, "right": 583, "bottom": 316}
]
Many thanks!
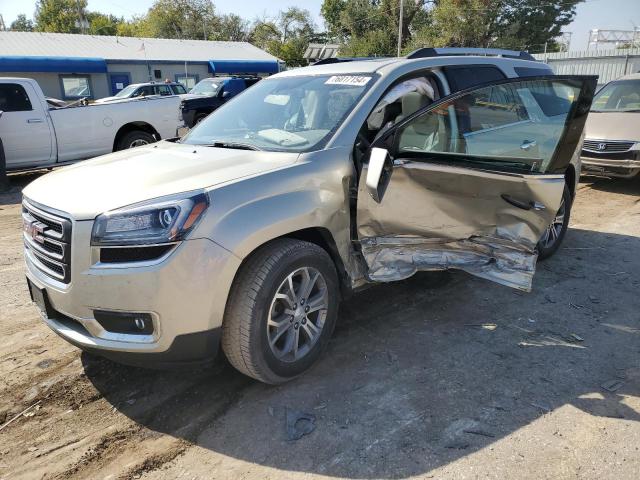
[{"left": 51, "top": 365, "right": 252, "bottom": 480}]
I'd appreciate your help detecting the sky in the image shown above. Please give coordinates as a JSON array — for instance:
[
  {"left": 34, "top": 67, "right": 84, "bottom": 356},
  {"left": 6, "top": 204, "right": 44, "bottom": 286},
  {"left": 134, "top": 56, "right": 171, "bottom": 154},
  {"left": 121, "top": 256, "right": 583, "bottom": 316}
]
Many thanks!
[{"left": 1, "top": 0, "right": 639, "bottom": 52}]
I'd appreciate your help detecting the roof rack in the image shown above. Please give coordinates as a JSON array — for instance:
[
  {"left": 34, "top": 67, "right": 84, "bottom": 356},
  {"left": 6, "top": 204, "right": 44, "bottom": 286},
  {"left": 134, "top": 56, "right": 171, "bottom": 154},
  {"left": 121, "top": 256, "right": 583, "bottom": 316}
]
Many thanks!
[
  {"left": 313, "top": 56, "right": 389, "bottom": 65},
  {"left": 406, "top": 47, "right": 536, "bottom": 62}
]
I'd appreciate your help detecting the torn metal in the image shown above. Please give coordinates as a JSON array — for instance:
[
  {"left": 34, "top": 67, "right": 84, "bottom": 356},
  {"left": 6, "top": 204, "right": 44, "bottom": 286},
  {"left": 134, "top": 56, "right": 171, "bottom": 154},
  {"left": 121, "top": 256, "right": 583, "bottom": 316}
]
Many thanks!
[
  {"left": 356, "top": 162, "right": 564, "bottom": 291},
  {"left": 360, "top": 235, "right": 538, "bottom": 291}
]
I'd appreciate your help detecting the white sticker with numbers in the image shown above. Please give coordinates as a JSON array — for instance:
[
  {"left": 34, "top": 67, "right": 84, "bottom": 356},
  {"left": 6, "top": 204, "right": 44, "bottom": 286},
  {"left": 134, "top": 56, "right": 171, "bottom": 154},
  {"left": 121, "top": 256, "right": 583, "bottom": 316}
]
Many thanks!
[{"left": 325, "top": 75, "right": 371, "bottom": 86}]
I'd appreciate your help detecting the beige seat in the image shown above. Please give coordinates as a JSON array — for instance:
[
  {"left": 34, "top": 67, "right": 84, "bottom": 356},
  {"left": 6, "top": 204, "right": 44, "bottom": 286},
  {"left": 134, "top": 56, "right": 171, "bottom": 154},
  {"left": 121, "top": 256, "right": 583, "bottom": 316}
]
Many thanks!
[
  {"left": 395, "top": 91, "right": 431, "bottom": 124},
  {"left": 397, "top": 92, "right": 444, "bottom": 152}
]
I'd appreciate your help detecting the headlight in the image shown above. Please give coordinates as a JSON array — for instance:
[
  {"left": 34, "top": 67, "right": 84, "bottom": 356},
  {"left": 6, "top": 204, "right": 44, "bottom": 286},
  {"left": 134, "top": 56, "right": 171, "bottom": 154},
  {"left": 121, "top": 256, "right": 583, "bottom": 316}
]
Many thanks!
[{"left": 91, "top": 191, "right": 209, "bottom": 246}]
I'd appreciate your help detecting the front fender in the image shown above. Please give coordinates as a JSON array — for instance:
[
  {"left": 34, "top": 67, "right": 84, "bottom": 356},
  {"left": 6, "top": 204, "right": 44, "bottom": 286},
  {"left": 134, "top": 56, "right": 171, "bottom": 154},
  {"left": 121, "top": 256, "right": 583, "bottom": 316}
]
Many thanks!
[{"left": 195, "top": 147, "right": 356, "bottom": 271}]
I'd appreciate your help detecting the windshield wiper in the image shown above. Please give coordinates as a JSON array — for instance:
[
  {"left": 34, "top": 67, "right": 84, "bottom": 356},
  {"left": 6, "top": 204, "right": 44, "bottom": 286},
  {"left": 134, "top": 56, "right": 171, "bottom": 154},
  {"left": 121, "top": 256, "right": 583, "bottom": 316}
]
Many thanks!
[{"left": 203, "top": 141, "right": 262, "bottom": 151}]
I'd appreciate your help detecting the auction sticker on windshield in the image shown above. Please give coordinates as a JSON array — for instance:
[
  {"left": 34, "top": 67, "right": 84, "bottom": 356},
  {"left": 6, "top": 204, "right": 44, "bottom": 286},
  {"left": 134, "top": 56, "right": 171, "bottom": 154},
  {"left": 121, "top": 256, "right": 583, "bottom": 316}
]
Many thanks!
[{"left": 325, "top": 75, "right": 371, "bottom": 86}]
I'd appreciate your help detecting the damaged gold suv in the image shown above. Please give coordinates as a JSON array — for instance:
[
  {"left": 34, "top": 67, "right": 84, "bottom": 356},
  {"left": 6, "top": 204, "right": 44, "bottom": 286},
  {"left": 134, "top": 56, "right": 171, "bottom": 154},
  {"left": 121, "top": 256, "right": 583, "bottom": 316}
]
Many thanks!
[{"left": 23, "top": 48, "right": 597, "bottom": 383}]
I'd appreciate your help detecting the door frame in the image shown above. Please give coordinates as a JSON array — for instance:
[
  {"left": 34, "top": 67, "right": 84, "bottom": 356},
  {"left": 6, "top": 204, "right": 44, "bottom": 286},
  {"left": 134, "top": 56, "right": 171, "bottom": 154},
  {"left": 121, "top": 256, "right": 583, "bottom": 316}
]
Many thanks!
[
  {"left": 356, "top": 75, "right": 598, "bottom": 291},
  {"left": 108, "top": 72, "right": 132, "bottom": 96},
  {"left": 370, "top": 75, "right": 598, "bottom": 176}
]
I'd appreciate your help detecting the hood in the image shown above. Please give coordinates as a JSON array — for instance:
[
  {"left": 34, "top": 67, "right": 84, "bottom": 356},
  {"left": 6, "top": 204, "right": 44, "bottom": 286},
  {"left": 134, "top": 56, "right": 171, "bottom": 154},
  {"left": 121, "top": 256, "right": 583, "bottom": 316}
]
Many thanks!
[
  {"left": 181, "top": 93, "right": 220, "bottom": 104},
  {"left": 585, "top": 111, "right": 640, "bottom": 142},
  {"left": 23, "top": 141, "right": 299, "bottom": 220}
]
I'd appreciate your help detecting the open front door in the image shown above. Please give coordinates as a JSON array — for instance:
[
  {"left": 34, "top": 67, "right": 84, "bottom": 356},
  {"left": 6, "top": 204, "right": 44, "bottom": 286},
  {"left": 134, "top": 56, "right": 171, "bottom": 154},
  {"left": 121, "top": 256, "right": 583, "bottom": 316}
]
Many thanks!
[{"left": 357, "top": 76, "right": 597, "bottom": 291}]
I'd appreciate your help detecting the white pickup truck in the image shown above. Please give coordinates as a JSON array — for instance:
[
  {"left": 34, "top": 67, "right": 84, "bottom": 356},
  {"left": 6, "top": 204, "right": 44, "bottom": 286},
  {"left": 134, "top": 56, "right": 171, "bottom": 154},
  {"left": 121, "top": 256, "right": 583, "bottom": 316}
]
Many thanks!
[{"left": 0, "top": 77, "right": 183, "bottom": 171}]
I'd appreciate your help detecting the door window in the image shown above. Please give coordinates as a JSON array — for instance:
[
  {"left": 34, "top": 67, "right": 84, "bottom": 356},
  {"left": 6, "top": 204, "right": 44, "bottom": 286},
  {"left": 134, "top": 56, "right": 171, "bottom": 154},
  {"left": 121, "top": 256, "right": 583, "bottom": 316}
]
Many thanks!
[
  {"left": 221, "top": 79, "right": 246, "bottom": 97},
  {"left": 155, "top": 85, "right": 172, "bottom": 96},
  {"left": 132, "top": 86, "right": 155, "bottom": 97},
  {"left": 394, "top": 78, "right": 583, "bottom": 173},
  {"left": 0, "top": 83, "right": 33, "bottom": 111},
  {"left": 177, "top": 76, "right": 197, "bottom": 90},
  {"left": 171, "top": 84, "right": 187, "bottom": 94}
]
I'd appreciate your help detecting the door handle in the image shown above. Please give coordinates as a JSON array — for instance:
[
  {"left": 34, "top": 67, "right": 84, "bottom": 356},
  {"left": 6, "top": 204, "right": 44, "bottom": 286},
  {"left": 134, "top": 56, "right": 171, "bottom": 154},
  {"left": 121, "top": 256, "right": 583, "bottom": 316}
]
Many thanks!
[
  {"left": 520, "top": 139, "right": 537, "bottom": 151},
  {"left": 501, "top": 194, "right": 546, "bottom": 211},
  {"left": 27, "top": 118, "right": 44, "bottom": 124}
]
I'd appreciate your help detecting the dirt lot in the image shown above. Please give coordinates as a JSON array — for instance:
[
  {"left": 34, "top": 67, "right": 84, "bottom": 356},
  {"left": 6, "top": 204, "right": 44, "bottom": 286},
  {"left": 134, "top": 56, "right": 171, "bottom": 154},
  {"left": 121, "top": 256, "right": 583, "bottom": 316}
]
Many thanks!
[{"left": 1, "top": 173, "right": 639, "bottom": 480}]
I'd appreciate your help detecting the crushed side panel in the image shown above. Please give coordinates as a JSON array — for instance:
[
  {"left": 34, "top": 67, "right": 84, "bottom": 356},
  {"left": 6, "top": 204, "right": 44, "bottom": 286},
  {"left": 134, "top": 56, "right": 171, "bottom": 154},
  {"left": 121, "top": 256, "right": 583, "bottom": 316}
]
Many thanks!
[{"left": 360, "top": 235, "right": 537, "bottom": 291}]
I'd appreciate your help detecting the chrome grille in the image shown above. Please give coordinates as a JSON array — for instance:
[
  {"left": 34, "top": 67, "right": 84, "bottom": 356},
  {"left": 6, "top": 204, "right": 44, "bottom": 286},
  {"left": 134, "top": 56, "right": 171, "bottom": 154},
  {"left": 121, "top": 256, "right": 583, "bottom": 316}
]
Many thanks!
[
  {"left": 23, "top": 199, "right": 72, "bottom": 283},
  {"left": 582, "top": 139, "right": 635, "bottom": 153}
]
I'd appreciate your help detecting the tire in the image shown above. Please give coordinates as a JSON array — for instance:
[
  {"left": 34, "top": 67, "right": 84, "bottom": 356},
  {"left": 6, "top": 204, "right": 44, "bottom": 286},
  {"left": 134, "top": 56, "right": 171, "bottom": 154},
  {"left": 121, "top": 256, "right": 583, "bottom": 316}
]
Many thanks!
[
  {"left": 537, "top": 184, "right": 572, "bottom": 261},
  {"left": 222, "top": 239, "right": 339, "bottom": 384},
  {"left": 116, "top": 130, "right": 155, "bottom": 151}
]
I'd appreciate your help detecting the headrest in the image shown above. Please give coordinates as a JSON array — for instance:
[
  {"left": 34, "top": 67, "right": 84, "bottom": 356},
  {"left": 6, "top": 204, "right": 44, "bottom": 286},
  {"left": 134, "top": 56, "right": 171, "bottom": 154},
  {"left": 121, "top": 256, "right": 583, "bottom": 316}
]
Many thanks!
[{"left": 402, "top": 92, "right": 429, "bottom": 117}]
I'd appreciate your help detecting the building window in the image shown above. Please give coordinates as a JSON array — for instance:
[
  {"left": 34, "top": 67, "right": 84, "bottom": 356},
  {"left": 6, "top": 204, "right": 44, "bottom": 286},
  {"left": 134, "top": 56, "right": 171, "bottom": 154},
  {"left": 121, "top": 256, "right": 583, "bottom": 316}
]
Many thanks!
[
  {"left": 176, "top": 75, "right": 198, "bottom": 90},
  {"left": 60, "top": 75, "right": 92, "bottom": 99},
  {"left": 154, "top": 69, "right": 162, "bottom": 79},
  {"left": 0, "top": 83, "right": 33, "bottom": 111}
]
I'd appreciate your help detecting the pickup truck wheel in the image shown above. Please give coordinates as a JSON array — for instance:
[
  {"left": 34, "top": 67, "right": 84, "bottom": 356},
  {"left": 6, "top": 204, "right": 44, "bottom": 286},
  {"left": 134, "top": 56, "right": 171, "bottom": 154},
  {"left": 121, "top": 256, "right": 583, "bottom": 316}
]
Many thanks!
[
  {"left": 222, "top": 239, "right": 339, "bottom": 384},
  {"left": 117, "top": 131, "right": 155, "bottom": 150},
  {"left": 537, "top": 184, "right": 571, "bottom": 261}
]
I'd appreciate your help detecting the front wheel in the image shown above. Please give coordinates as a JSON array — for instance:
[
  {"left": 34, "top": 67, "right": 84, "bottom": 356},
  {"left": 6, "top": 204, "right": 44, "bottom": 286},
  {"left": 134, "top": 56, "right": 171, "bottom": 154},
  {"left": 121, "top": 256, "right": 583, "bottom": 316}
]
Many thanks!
[
  {"left": 116, "top": 130, "right": 155, "bottom": 150},
  {"left": 537, "top": 184, "right": 572, "bottom": 260},
  {"left": 222, "top": 239, "right": 339, "bottom": 384}
]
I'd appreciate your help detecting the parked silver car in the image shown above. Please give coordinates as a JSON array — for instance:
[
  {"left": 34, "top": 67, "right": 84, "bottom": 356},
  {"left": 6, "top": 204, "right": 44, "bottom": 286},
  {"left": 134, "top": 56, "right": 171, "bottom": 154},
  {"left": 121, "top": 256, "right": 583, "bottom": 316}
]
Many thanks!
[
  {"left": 22, "top": 49, "right": 596, "bottom": 383},
  {"left": 581, "top": 73, "right": 640, "bottom": 178}
]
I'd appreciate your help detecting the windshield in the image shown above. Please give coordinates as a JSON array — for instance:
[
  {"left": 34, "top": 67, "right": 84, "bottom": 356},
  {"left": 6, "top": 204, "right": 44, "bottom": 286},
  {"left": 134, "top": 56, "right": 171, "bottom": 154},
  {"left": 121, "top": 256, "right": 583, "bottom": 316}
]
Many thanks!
[
  {"left": 592, "top": 79, "right": 640, "bottom": 112},
  {"left": 115, "top": 85, "right": 138, "bottom": 98},
  {"left": 189, "top": 80, "right": 223, "bottom": 96},
  {"left": 182, "top": 74, "right": 374, "bottom": 152}
]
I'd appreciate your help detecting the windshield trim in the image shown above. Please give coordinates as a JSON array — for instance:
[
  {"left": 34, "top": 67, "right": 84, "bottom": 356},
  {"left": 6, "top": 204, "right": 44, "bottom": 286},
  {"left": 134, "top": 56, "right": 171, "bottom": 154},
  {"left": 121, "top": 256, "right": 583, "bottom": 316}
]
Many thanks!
[{"left": 182, "top": 73, "right": 379, "bottom": 153}]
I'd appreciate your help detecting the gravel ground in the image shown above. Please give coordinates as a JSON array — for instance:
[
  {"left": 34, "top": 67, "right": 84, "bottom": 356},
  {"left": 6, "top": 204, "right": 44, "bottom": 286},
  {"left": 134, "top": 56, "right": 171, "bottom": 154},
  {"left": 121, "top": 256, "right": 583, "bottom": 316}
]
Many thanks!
[{"left": 0, "top": 173, "right": 639, "bottom": 480}]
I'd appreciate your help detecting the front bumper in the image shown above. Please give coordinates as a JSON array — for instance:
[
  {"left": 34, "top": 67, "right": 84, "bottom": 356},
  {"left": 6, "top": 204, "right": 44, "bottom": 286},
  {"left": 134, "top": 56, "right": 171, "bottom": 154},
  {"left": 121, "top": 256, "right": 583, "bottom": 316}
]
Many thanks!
[
  {"left": 25, "top": 217, "right": 241, "bottom": 367},
  {"left": 581, "top": 150, "right": 640, "bottom": 178}
]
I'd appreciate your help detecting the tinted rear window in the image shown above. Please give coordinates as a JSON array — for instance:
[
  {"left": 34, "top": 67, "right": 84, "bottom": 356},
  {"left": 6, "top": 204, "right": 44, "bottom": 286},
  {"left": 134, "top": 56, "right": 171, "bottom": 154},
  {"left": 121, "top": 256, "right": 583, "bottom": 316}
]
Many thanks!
[
  {"left": 0, "top": 83, "right": 33, "bottom": 112},
  {"left": 443, "top": 65, "right": 507, "bottom": 92}
]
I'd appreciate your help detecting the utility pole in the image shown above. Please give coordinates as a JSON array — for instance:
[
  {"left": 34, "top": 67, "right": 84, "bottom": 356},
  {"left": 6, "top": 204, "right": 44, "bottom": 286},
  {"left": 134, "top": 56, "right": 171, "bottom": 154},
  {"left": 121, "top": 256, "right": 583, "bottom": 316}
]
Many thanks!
[{"left": 397, "top": 0, "right": 404, "bottom": 57}]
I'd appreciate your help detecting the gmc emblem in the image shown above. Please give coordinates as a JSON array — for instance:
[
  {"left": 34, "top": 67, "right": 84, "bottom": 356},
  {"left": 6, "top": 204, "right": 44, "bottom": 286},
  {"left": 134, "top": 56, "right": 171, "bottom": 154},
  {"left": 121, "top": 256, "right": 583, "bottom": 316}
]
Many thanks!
[{"left": 24, "top": 219, "right": 46, "bottom": 244}]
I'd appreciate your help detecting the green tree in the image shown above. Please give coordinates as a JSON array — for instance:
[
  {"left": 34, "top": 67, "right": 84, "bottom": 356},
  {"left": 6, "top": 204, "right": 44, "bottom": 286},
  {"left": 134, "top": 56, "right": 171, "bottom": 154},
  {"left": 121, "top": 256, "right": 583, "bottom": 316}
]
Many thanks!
[
  {"left": 408, "top": 0, "right": 583, "bottom": 53},
  {"left": 214, "top": 14, "right": 250, "bottom": 41},
  {"left": 249, "top": 8, "right": 315, "bottom": 67},
  {"left": 10, "top": 14, "right": 34, "bottom": 32},
  {"left": 87, "top": 12, "right": 122, "bottom": 36},
  {"left": 143, "top": 0, "right": 217, "bottom": 39},
  {"left": 115, "top": 16, "right": 148, "bottom": 37},
  {"left": 35, "top": 0, "right": 88, "bottom": 33},
  {"left": 249, "top": 20, "right": 281, "bottom": 50},
  {"left": 320, "top": 0, "right": 428, "bottom": 57}
]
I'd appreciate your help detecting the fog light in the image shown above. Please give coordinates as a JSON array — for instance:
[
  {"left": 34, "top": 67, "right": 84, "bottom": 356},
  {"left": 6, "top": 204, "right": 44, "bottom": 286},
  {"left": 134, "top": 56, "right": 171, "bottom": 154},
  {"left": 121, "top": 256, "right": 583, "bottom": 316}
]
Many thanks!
[{"left": 93, "top": 310, "right": 154, "bottom": 335}]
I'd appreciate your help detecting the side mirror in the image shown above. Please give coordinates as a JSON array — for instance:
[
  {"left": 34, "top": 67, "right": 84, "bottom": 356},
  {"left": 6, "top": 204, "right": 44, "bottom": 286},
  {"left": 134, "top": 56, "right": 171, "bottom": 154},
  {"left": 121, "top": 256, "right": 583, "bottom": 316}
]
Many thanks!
[
  {"left": 222, "top": 91, "right": 231, "bottom": 98},
  {"left": 366, "top": 147, "right": 393, "bottom": 203}
]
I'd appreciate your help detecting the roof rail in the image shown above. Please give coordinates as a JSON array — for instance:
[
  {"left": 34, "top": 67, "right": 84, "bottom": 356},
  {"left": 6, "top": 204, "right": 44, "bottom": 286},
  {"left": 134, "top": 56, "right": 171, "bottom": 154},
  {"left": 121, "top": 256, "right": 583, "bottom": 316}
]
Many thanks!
[
  {"left": 313, "top": 56, "right": 389, "bottom": 65},
  {"left": 406, "top": 47, "right": 536, "bottom": 62}
]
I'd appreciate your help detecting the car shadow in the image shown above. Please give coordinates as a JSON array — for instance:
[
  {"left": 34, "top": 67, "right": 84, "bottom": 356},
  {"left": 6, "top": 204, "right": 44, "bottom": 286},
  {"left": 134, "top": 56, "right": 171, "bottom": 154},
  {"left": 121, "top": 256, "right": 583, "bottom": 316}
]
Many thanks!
[
  {"left": 0, "top": 171, "right": 49, "bottom": 205},
  {"left": 580, "top": 174, "right": 640, "bottom": 196},
  {"left": 83, "top": 225, "right": 640, "bottom": 478}
]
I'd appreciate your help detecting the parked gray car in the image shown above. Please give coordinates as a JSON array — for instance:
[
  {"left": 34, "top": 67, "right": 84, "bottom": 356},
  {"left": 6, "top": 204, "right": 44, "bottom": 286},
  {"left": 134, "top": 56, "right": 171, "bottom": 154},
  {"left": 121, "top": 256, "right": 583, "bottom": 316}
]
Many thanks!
[
  {"left": 581, "top": 73, "right": 640, "bottom": 178},
  {"left": 22, "top": 48, "right": 596, "bottom": 383}
]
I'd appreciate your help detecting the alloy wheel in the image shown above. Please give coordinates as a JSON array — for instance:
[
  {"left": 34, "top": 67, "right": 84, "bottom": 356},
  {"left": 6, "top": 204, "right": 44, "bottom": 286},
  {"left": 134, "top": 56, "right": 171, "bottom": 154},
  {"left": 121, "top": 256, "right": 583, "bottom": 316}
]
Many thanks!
[
  {"left": 130, "top": 139, "right": 149, "bottom": 148},
  {"left": 540, "top": 196, "right": 566, "bottom": 249},
  {"left": 267, "top": 266, "right": 329, "bottom": 363}
]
